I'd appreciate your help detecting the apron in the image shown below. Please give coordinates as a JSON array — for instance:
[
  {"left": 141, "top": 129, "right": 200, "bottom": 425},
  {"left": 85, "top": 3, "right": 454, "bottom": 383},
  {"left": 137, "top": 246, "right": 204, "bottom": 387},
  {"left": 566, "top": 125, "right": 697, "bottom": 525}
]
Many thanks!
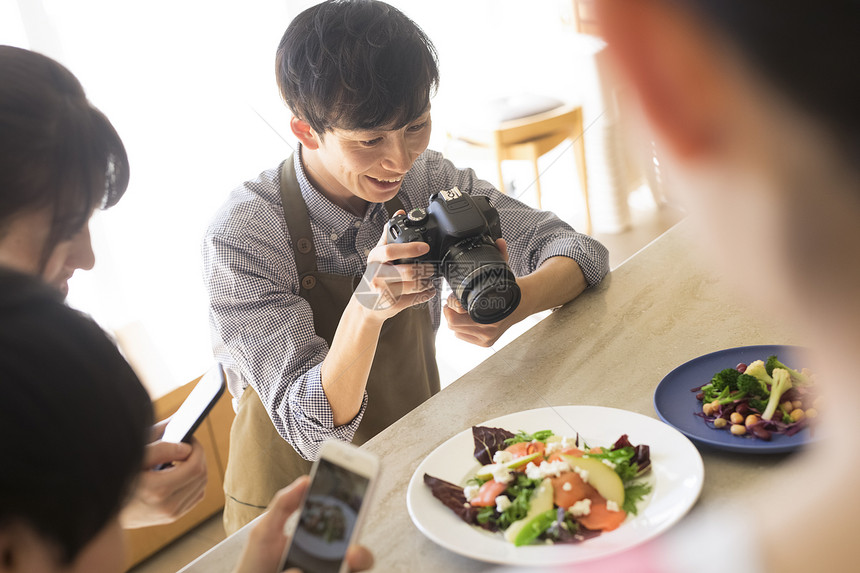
[{"left": 223, "top": 156, "right": 440, "bottom": 533}]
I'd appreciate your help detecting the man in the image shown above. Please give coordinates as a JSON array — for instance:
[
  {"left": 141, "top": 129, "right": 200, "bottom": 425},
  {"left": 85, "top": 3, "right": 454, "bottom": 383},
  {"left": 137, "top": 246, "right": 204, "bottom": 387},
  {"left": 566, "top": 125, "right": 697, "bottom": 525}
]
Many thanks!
[{"left": 204, "top": 0, "right": 609, "bottom": 532}]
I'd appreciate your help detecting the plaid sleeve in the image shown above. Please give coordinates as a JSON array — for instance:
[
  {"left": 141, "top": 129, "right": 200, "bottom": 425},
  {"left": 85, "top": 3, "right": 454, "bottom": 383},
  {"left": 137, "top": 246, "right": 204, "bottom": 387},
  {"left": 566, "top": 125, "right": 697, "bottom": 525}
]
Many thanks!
[{"left": 202, "top": 206, "right": 366, "bottom": 461}]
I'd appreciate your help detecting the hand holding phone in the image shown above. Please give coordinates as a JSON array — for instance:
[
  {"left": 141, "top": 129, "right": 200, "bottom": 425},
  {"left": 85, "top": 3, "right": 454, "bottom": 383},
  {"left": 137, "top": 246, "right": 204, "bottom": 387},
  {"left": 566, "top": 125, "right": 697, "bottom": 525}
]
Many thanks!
[{"left": 280, "top": 440, "right": 379, "bottom": 573}]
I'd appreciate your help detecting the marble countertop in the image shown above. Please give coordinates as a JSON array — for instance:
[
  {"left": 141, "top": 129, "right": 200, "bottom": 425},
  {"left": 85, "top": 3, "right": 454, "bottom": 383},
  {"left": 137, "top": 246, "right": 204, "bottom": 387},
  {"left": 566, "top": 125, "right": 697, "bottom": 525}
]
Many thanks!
[{"left": 182, "top": 221, "right": 804, "bottom": 572}]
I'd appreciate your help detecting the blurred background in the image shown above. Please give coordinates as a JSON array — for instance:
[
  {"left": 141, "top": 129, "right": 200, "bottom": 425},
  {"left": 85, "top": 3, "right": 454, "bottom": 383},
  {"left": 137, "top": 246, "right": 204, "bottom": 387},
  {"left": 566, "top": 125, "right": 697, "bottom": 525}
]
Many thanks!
[{"left": 0, "top": 0, "right": 681, "bottom": 398}]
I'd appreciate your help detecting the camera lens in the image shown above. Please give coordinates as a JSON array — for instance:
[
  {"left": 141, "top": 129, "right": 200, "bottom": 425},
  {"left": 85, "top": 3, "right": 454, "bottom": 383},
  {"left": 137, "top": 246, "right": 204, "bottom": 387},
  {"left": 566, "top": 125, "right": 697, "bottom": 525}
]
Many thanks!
[{"left": 442, "top": 238, "right": 521, "bottom": 324}]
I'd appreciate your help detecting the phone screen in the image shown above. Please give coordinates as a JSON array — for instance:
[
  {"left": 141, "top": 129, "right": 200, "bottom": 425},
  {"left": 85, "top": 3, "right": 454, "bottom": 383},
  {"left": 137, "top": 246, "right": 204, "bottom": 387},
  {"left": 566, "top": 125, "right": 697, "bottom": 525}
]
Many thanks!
[
  {"left": 281, "top": 458, "right": 371, "bottom": 573},
  {"left": 161, "top": 365, "right": 225, "bottom": 444}
]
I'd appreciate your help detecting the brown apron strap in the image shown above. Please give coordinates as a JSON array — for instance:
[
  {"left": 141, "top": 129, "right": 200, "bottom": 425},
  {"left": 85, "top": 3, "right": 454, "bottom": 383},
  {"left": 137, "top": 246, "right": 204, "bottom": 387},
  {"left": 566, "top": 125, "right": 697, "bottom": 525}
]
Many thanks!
[{"left": 279, "top": 155, "right": 317, "bottom": 275}]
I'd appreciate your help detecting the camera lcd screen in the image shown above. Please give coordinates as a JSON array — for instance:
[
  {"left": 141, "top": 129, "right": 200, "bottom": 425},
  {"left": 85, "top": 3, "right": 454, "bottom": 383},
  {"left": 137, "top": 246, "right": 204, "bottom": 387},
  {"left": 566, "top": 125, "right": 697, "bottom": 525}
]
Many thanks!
[{"left": 282, "top": 459, "right": 370, "bottom": 572}]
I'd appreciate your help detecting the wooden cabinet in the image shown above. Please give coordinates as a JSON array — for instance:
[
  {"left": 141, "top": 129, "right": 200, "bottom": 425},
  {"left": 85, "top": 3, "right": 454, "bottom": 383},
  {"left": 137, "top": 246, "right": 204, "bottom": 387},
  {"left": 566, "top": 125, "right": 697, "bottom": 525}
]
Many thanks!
[{"left": 122, "top": 376, "right": 235, "bottom": 570}]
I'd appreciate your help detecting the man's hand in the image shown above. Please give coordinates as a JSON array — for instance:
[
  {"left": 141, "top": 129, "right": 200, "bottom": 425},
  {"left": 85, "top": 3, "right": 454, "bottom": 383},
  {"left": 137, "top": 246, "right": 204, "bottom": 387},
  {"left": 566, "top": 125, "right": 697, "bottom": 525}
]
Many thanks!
[
  {"left": 234, "top": 476, "right": 374, "bottom": 573},
  {"left": 120, "top": 420, "right": 208, "bottom": 528},
  {"left": 355, "top": 211, "right": 437, "bottom": 322}
]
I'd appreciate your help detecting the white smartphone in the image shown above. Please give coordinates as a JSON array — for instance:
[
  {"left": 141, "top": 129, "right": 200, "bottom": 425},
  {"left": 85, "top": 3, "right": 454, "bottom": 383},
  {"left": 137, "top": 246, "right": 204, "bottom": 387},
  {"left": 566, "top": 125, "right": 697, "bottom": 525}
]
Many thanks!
[
  {"left": 160, "top": 364, "right": 226, "bottom": 444},
  {"left": 280, "top": 440, "right": 379, "bottom": 573}
]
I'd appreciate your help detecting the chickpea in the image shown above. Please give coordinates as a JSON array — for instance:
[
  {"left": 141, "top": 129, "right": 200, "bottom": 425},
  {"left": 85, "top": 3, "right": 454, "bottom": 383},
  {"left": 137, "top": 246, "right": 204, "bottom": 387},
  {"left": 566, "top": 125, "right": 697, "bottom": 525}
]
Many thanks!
[
  {"left": 792, "top": 400, "right": 804, "bottom": 411},
  {"left": 745, "top": 414, "right": 761, "bottom": 427},
  {"left": 730, "top": 424, "right": 747, "bottom": 436},
  {"left": 806, "top": 408, "right": 819, "bottom": 419},
  {"left": 710, "top": 400, "right": 721, "bottom": 410},
  {"left": 703, "top": 403, "right": 714, "bottom": 416},
  {"left": 730, "top": 412, "right": 744, "bottom": 425},
  {"left": 713, "top": 417, "right": 728, "bottom": 429},
  {"left": 790, "top": 408, "right": 805, "bottom": 422},
  {"left": 781, "top": 401, "right": 794, "bottom": 413}
]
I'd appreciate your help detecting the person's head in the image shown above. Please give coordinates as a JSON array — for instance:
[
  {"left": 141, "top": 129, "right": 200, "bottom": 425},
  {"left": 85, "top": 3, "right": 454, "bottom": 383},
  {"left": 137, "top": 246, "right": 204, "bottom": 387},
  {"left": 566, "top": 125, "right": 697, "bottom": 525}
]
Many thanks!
[
  {"left": 0, "top": 45, "right": 129, "bottom": 296},
  {"left": 0, "top": 269, "right": 152, "bottom": 573},
  {"left": 597, "top": 1, "right": 860, "bottom": 346},
  {"left": 276, "top": 0, "right": 439, "bottom": 210}
]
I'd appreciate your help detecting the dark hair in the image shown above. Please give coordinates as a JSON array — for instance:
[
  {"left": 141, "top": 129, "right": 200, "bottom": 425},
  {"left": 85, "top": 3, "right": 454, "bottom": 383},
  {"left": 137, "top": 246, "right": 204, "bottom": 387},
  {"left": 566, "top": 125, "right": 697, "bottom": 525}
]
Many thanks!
[
  {"left": 276, "top": 0, "right": 439, "bottom": 134},
  {"left": 678, "top": 0, "right": 860, "bottom": 168},
  {"left": 0, "top": 45, "right": 130, "bottom": 270},
  {"left": 0, "top": 269, "right": 152, "bottom": 564}
]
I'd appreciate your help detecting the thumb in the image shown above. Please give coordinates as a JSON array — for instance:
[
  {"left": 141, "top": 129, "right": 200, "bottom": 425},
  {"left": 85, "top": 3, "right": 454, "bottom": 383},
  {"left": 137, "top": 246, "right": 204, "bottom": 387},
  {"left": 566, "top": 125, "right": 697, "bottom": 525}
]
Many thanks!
[
  {"left": 144, "top": 440, "right": 192, "bottom": 468},
  {"left": 495, "top": 237, "right": 509, "bottom": 263},
  {"left": 378, "top": 209, "right": 406, "bottom": 247}
]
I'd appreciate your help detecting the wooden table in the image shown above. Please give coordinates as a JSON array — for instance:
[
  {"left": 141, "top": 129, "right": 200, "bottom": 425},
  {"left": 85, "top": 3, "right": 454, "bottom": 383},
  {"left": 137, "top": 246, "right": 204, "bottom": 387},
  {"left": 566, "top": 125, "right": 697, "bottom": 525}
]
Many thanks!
[{"left": 181, "top": 221, "right": 804, "bottom": 572}]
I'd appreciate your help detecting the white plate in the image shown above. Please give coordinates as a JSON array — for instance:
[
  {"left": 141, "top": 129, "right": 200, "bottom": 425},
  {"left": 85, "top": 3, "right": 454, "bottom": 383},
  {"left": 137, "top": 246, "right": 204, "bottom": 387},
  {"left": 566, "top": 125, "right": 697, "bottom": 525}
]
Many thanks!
[{"left": 406, "top": 406, "right": 704, "bottom": 566}]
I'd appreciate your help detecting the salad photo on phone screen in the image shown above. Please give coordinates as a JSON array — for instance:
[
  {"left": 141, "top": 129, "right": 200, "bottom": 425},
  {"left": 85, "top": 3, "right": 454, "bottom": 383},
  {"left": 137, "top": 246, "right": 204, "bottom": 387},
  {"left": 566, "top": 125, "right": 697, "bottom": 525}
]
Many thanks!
[{"left": 282, "top": 459, "right": 371, "bottom": 572}]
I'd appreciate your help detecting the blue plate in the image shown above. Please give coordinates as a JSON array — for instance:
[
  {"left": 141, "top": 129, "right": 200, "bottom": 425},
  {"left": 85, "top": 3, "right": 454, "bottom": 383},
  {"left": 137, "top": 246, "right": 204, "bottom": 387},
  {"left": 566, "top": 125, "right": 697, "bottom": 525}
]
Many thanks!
[{"left": 653, "top": 344, "right": 814, "bottom": 454}]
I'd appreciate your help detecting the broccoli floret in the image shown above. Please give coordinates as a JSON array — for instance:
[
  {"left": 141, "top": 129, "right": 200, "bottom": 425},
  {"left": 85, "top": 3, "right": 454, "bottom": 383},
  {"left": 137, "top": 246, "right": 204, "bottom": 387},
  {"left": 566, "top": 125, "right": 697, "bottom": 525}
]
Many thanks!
[
  {"left": 700, "top": 384, "right": 721, "bottom": 402},
  {"left": 711, "top": 368, "right": 741, "bottom": 392},
  {"left": 744, "top": 360, "right": 774, "bottom": 387},
  {"left": 749, "top": 398, "right": 769, "bottom": 413},
  {"left": 762, "top": 368, "right": 792, "bottom": 421},
  {"left": 736, "top": 373, "right": 769, "bottom": 398},
  {"left": 765, "top": 355, "right": 812, "bottom": 386}
]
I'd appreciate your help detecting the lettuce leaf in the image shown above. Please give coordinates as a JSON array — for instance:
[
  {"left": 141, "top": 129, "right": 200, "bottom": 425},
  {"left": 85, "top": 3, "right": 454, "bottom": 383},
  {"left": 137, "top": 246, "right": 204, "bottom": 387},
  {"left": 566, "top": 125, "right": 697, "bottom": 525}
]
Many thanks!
[
  {"left": 472, "top": 425, "right": 516, "bottom": 465},
  {"left": 423, "top": 473, "right": 498, "bottom": 531}
]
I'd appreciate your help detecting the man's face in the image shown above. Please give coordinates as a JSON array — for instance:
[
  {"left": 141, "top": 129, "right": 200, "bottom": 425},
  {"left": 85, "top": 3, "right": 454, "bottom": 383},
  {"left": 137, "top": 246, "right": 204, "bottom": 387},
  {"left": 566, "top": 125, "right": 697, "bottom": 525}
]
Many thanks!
[
  {"left": 301, "top": 109, "right": 432, "bottom": 212},
  {"left": 0, "top": 208, "right": 95, "bottom": 298}
]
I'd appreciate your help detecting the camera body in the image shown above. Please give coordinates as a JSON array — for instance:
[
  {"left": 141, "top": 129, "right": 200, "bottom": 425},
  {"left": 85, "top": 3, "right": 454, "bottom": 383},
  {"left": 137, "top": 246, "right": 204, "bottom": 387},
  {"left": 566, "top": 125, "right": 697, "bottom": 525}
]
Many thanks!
[{"left": 387, "top": 187, "right": 521, "bottom": 324}]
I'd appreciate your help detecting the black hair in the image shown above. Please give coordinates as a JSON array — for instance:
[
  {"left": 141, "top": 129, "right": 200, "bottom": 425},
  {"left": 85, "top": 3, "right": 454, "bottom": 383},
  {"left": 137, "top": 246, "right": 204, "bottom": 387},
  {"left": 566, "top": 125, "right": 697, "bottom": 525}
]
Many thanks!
[
  {"left": 678, "top": 0, "right": 860, "bottom": 168},
  {"left": 0, "top": 269, "right": 152, "bottom": 564},
  {"left": 276, "top": 0, "right": 439, "bottom": 134},
  {"left": 0, "top": 45, "right": 130, "bottom": 270}
]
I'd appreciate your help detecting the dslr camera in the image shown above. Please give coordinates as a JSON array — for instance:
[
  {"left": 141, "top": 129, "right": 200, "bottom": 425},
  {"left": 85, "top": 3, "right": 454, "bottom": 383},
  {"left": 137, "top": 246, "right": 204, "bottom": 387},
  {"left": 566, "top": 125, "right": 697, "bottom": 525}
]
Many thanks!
[{"left": 387, "top": 187, "right": 521, "bottom": 324}]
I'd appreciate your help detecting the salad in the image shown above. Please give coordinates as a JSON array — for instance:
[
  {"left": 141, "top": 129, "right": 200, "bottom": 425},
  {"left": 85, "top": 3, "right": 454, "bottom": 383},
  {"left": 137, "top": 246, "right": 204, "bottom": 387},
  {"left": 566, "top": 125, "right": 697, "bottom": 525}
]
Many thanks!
[
  {"left": 693, "top": 354, "right": 820, "bottom": 441},
  {"left": 423, "top": 426, "right": 652, "bottom": 547}
]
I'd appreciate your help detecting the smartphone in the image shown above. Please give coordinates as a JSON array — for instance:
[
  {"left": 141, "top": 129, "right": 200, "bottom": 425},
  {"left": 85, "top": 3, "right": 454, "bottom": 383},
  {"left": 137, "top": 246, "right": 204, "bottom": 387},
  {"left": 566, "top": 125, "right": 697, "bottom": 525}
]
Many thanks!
[
  {"left": 280, "top": 440, "right": 379, "bottom": 573},
  {"left": 160, "top": 363, "right": 226, "bottom": 444}
]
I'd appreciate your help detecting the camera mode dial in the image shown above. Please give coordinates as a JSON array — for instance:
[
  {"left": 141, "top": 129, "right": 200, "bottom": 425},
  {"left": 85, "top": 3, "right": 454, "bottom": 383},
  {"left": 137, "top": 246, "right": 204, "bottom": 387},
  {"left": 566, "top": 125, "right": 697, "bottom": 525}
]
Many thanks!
[{"left": 407, "top": 207, "right": 428, "bottom": 224}]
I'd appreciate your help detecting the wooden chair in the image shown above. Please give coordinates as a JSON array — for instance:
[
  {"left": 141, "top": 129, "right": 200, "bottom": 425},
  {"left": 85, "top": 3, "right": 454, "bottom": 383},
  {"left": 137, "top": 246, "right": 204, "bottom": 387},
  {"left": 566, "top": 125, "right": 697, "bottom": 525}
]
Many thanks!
[{"left": 448, "top": 103, "right": 592, "bottom": 234}]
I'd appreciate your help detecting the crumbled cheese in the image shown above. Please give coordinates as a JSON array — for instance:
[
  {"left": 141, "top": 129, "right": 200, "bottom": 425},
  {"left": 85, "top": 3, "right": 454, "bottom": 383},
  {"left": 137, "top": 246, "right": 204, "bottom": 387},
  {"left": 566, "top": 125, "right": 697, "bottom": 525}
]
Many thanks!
[
  {"left": 463, "top": 484, "right": 479, "bottom": 501},
  {"left": 495, "top": 495, "right": 512, "bottom": 513},
  {"left": 572, "top": 466, "right": 589, "bottom": 483},
  {"left": 545, "top": 441, "right": 563, "bottom": 455},
  {"left": 606, "top": 500, "right": 620, "bottom": 512},
  {"left": 546, "top": 436, "right": 578, "bottom": 456},
  {"left": 493, "top": 450, "right": 513, "bottom": 464},
  {"left": 492, "top": 464, "right": 514, "bottom": 484},
  {"left": 601, "top": 459, "right": 617, "bottom": 469},
  {"left": 568, "top": 498, "right": 592, "bottom": 517},
  {"left": 463, "top": 502, "right": 471, "bottom": 508},
  {"left": 562, "top": 482, "right": 573, "bottom": 492},
  {"left": 525, "top": 459, "right": 570, "bottom": 480}
]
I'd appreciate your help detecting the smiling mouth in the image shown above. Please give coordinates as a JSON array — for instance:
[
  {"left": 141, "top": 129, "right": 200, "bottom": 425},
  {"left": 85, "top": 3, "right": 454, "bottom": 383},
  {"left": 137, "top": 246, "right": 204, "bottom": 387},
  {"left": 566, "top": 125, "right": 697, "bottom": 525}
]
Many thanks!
[{"left": 369, "top": 175, "right": 403, "bottom": 184}]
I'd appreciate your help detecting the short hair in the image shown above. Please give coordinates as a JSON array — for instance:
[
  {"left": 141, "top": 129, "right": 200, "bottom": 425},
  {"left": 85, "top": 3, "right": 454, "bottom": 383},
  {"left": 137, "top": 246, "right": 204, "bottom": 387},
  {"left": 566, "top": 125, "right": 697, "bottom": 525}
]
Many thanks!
[
  {"left": 0, "top": 269, "right": 152, "bottom": 564},
  {"left": 677, "top": 0, "right": 859, "bottom": 170},
  {"left": 276, "top": 0, "right": 439, "bottom": 134},
  {"left": 0, "top": 45, "right": 130, "bottom": 270}
]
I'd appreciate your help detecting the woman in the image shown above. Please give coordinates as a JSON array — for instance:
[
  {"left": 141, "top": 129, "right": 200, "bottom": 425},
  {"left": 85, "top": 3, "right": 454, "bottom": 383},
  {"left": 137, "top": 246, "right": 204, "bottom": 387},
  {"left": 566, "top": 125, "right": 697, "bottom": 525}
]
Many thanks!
[
  {"left": 0, "top": 269, "right": 373, "bottom": 573},
  {"left": 519, "top": 2, "right": 858, "bottom": 572},
  {"left": 0, "top": 43, "right": 208, "bottom": 528}
]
